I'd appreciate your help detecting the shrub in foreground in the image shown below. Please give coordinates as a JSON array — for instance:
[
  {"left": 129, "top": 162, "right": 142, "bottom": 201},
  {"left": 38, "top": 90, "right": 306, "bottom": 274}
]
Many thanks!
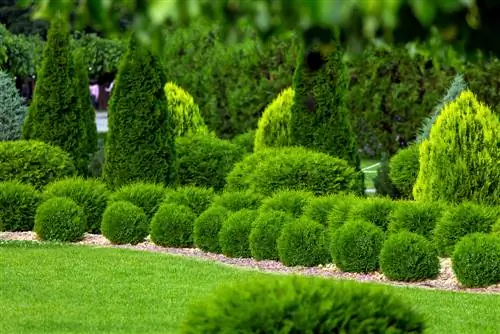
[
  {"left": 0, "top": 181, "right": 41, "bottom": 231},
  {"left": 332, "top": 220, "right": 384, "bottom": 273},
  {"left": 164, "top": 186, "right": 215, "bottom": 216},
  {"left": 43, "top": 177, "right": 109, "bottom": 233},
  {"left": 109, "top": 182, "right": 166, "bottom": 222},
  {"left": 193, "top": 206, "right": 230, "bottom": 253},
  {"left": 389, "top": 144, "right": 420, "bottom": 199},
  {"left": 389, "top": 201, "right": 444, "bottom": 239},
  {"left": 327, "top": 194, "right": 359, "bottom": 229},
  {"left": 452, "top": 233, "right": 500, "bottom": 288},
  {"left": 380, "top": 232, "right": 440, "bottom": 282},
  {"left": 492, "top": 220, "right": 500, "bottom": 235},
  {"left": 219, "top": 209, "right": 258, "bottom": 258},
  {"left": 179, "top": 275, "right": 426, "bottom": 334},
  {"left": 349, "top": 197, "right": 395, "bottom": 231},
  {"left": 259, "top": 190, "right": 313, "bottom": 218},
  {"left": 277, "top": 217, "right": 331, "bottom": 267},
  {"left": 212, "top": 191, "right": 265, "bottom": 212},
  {"left": 101, "top": 201, "right": 148, "bottom": 245},
  {"left": 34, "top": 197, "right": 86, "bottom": 242},
  {"left": 232, "top": 130, "right": 255, "bottom": 154},
  {"left": 303, "top": 195, "right": 338, "bottom": 226},
  {"left": 249, "top": 210, "right": 294, "bottom": 261},
  {"left": 150, "top": 203, "right": 196, "bottom": 247}
]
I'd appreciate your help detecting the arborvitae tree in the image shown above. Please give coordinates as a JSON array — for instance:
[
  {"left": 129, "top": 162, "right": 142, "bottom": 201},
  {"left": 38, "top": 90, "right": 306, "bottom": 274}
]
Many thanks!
[
  {"left": 22, "top": 16, "right": 87, "bottom": 172},
  {"left": 103, "top": 35, "right": 175, "bottom": 189},
  {"left": 0, "top": 71, "right": 27, "bottom": 141}
]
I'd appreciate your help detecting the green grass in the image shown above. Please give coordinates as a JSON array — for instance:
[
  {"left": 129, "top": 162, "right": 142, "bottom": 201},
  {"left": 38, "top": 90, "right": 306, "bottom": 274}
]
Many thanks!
[{"left": 1, "top": 241, "right": 499, "bottom": 334}]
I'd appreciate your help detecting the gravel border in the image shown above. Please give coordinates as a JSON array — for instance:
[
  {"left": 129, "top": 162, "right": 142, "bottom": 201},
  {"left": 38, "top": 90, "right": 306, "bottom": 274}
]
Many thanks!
[{"left": 2, "top": 231, "right": 499, "bottom": 294}]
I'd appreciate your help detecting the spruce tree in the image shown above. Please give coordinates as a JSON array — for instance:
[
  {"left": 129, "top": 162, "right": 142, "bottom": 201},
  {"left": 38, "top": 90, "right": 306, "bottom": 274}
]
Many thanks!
[
  {"left": 103, "top": 35, "right": 175, "bottom": 188},
  {"left": 22, "top": 16, "right": 87, "bottom": 172}
]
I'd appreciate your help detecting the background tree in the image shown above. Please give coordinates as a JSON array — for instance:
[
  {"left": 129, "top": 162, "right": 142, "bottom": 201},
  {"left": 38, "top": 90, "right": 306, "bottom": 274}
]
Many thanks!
[{"left": 0, "top": 70, "right": 26, "bottom": 141}]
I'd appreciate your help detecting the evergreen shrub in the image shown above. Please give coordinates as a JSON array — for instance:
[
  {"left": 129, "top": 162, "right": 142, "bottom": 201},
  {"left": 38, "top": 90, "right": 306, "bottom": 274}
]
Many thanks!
[
  {"left": 389, "top": 144, "right": 420, "bottom": 199},
  {"left": 164, "top": 186, "right": 215, "bottom": 217},
  {"left": 193, "top": 205, "right": 229, "bottom": 253},
  {"left": 389, "top": 201, "right": 444, "bottom": 239},
  {"left": 327, "top": 194, "right": 359, "bottom": 230},
  {"left": 212, "top": 191, "right": 265, "bottom": 212},
  {"left": 219, "top": 209, "right": 258, "bottom": 258},
  {"left": 249, "top": 210, "right": 294, "bottom": 261},
  {"left": 231, "top": 130, "right": 255, "bottom": 154},
  {"left": 349, "top": 197, "right": 396, "bottom": 231},
  {"left": 109, "top": 182, "right": 166, "bottom": 222},
  {"left": 101, "top": 201, "right": 148, "bottom": 245},
  {"left": 150, "top": 203, "right": 196, "bottom": 247},
  {"left": 303, "top": 195, "right": 338, "bottom": 226},
  {"left": 259, "top": 190, "right": 314, "bottom": 218},
  {"left": 0, "top": 71, "right": 26, "bottom": 141},
  {"left": 0, "top": 181, "right": 41, "bottom": 231}
]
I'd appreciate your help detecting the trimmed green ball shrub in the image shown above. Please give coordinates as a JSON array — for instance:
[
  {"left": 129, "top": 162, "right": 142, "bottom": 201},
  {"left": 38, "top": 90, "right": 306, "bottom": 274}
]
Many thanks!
[
  {"left": 43, "top": 177, "right": 109, "bottom": 233},
  {"left": 380, "top": 231, "right": 440, "bottom": 282},
  {"left": 277, "top": 217, "right": 331, "bottom": 267},
  {"left": 150, "top": 203, "right": 196, "bottom": 248},
  {"left": 452, "top": 233, "right": 500, "bottom": 288},
  {"left": 259, "top": 190, "right": 313, "bottom": 218},
  {"left": 164, "top": 186, "right": 215, "bottom": 216},
  {"left": 254, "top": 87, "right": 293, "bottom": 151},
  {"left": 109, "top": 182, "right": 166, "bottom": 222},
  {"left": 212, "top": 191, "right": 265, "bottom": 212},
  {"left": 176, "top": 133, "right": 244, "bottom": 191},
  {"left": 249, "top": 210, "right": 294, "bottom": 261},
  {"left": 0, "top": 71, "right": 27, "bottom": 141},
  {"left": 327, "top": 194, "right": 359, "bottom": 229},
  {"left": 433, "top": 202, "right": 497, "bottom": 257},
  {"left": 231, "top": 130, "right": 255, "bottom": 154},
  {"left": 34, "top": 197, "right": 86, "bottom": 242},
  {"left": 0, "top": 140, "right": 75, "bottom": 190},
  {"left": 193, "top": 205, "right": 229, "bottom": 253},
  {"left": 0, "top": 181, "right": 41, "bottom": 231},
  {"left": 332, "top": 220, "right": 385, "bottom": 273},
  {"left": 101, "top": 201, "right": 148, "bottom": 245},
  {"left": 349, "top": 197, "right": 396, "bottom": 231},
  {"left": 303, "top": 195, "right": 337, "bottom": 226},
  {"left": 389, "top": 201, "right": 444, "bottom": 239},
  {"left": 225, "top": 148, "right": 277, "bottom": 192},
  {"left": 389, "top": 144, "right": 420, "bottom": 199},
  {"left": 180, "top": 275, "right": 426, "bottom": 334},
  {"left": 218, "top": 209, "right": 258, "bottom": 258}
]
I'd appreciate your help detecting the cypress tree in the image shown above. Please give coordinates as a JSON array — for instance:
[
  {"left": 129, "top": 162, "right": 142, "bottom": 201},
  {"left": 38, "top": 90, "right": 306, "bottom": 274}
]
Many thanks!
[
  {"left": 103, "top": 35, "right": 175, "bottom": 189},
  {"left": 22, "top": 16, "right": 87, "bottom": 172}
]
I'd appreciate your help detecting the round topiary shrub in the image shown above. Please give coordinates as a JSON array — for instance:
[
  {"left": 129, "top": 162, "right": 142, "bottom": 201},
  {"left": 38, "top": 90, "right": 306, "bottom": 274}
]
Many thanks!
[
  {"left": 0, "top": 181, "right": 41, "bottom": 231},
  {"left": 193, "top": 205, "right": 230, "bottom": 253},
  {"left": 303, "top": 195, "right": 337, "bottom": 227},
  {"left": 232, "top": 130, "right": 255, "bottom": 154},
  {"left": 179, "top": 275, "right": 426, "bottom": 334},
  {"left": 259, "top": 190, "right": 314, "bottom": 218},
  {"left": 332, "top": 220, "right": 385, "bottom": 273},
  {"left": 452, "top": 233, "right": 500, "bottom": 287},
  {"left": 164, "top": 186, "right": 215, "bottom": 216},
  {"left": 389, "top": 144, "right": 420, "bottom": 199},
  {"left": 0, "top": 140, "right": 75, "bottom": 190},
  {"left": 349, "top": 197, "right": 396, "bottom": 231},
  {"left": 43, "top": 177, "right": 109, "bottom": 233},
  {"left": 388, "top": 201, "right": 445, "bottom": 239},
  {"left": 249, "top": 210, "right": 294, "bottom": 261},
  {"left": 433, "top": 202, "right": 497, "bottom": 257},
  {"left": 164, "top": 82, "right": 209, "bottom": 137},
  {"left": 212, "top": 191, "right": 265, "bottom": 212},
  {"left": 277, "top": 217, "right": 331, "bottom": 267},
  {"left": 380, "top": 231, "right": 440, "bottom": 282},
  {"left": 150, "top": 203, "right": 196, "bottom": 247},
  {"left": 254, "top": 87, "right": 294, "bottom": 151},
  {"left": 0, "top": 71, "right": 27, "bottom": 141},
  {"left": 225, "top": 148, "right": 277, "bottom": 192},
  {"left": 176, "top": 133, "right": 244, "bottom": 191},
  {"left": 327, "top": 194, "right": 359, "bottom": 229},
  {"left": 34, "top": 197, "right": 86, "bottom": 242},
  {"left": 218, "top": 209, "right": 258, "bottom": 258},
  {"left": 109, "top": 182, "right": 166, "bottom": 222},
  {"left": 101, "top": 201, "right": 148, "bottom": 245}
]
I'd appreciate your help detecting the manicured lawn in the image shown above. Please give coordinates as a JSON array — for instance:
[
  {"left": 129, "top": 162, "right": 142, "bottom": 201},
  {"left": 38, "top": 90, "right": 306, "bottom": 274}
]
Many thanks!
[{"left": 1, "top": 241, "right": 499, "bottom": 334}]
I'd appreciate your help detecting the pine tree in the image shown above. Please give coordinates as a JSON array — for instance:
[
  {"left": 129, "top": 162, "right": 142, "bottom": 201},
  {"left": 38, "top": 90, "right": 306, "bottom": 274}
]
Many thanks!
[
  {"left": 103, "top": 35, "right": 175, "bottom": 188},
  {"left": 22, "top": 16, "right": 87, "bottom": 172}
]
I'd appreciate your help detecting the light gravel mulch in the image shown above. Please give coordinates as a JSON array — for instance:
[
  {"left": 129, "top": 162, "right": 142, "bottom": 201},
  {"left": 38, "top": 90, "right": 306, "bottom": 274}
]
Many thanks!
[{"left": 1, "top": 231, "right": 499, "bottom": 294}]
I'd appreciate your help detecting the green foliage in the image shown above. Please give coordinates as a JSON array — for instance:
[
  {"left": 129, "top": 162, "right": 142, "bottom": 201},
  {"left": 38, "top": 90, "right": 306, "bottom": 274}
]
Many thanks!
[
  {"left": 389, "top": 144, "right": 420, "bottom": 199},
  {"left": 492, "top": 220, "right": 500, "bottom": 235},
  {"left": 249, "top": 210, "right": 294, "bottom": 261},
  {"left": 327, "top": 194, "right": 359, "bottom": 229},
  {"left": 231, "top": 130, "right": 255, "bottom": 154},
  {"left": 414, "top": 91, "right": 500, "bottom": 204},
  {"left": 175, "top": 134, "right": 244, "bottom": 191},
  {"left": 164, "top": 186, "right": 215, "bottom": 217},
  {"left": 389, "top": 201, "right": 445, "bottom": 239},
  {"left": 380, "top": 231, "right": 440, "bottom": 282},
  {"left": 34, "top": 197, "right": 86, "bottom": 242},
  {"left": 452, "top": 233, "right": 500, "bottom": 288},
  {"left": 212, "top": 191, "right": 265, "bottom": 212},
  {"left": 0, "top": 181, "right": 41, "bottom": 231},
  {"left": 349, "top": 197, "right": 396, "bottom": 231},
  {"left": 433, "top": 202, "right": 498, "bottom": 257},
  {"left": 332, "top": 220, "right": 385, "bottom": 273},
  {"left": 22, "top": 16, "right": 88, "bottom": 173},
  {"left": 164, "top": 82, "right": 209, "bottom": 137},
  {"left": 0, "top": 71, "right": 26, "bottom": 141},
  {"left": 101, "top": 201, "right": 148, "bottom": 245},
  {"left": 277, "top": 217, "right": 331, "bottom": 267},
  {"left": 259, "top": 190, "right": 314, "bottom": 218},
  {"left": 43, "top": 177, "right": 109, "bottom": 233},
  {"left": 150, "top": 203, "right": 196, "bottom": 248},
  {"left": 104, "top": 35, "right": 175, "bottom": 188},
  {"left": 109, "top": 182, "right": 166, "bottom": 222},
  {"left": 373, "top": 153, "right": 402, "bottom": 199},
  {"left": 303, "top": 195, "right": 337, "bottom": 226},
  {"left": 254, "top": 87, "right": 293, "bottom": 151},
  {"left": 193, "top": 206, "right": 229, "bottom": 253},
  {"left": 0, "top": 140, "right": 75, "bottom": 190},
  {"left": 218, "top": 209, "right": 258, "bottom": 258}
]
